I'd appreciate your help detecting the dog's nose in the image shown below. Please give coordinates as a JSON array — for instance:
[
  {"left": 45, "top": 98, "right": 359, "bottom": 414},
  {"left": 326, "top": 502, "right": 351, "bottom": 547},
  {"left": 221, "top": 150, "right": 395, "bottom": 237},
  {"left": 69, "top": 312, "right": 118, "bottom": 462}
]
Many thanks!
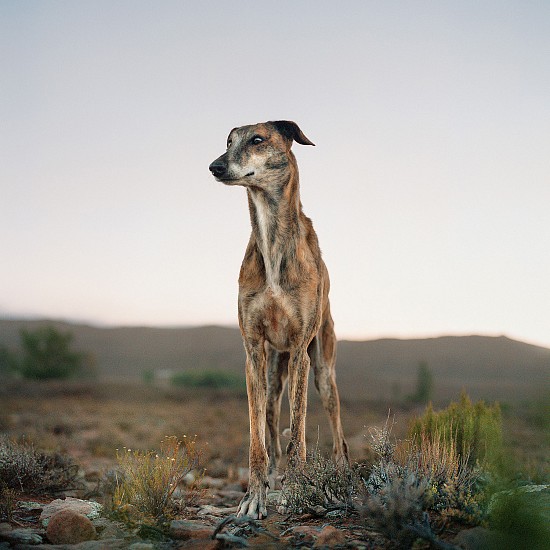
[{"left": 209, "top": 160, "right": 227, "bottom": 178}]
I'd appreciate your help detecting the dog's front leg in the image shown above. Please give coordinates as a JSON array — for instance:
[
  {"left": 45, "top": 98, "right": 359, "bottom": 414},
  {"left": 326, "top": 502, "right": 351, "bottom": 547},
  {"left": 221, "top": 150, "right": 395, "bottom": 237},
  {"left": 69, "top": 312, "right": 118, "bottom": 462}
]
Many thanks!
[
  {"left": 238, "top": 339, "right": 269, "bottom": 519},
  {"left": 286, "top": 346, "right": 310, "bottom": 464}
]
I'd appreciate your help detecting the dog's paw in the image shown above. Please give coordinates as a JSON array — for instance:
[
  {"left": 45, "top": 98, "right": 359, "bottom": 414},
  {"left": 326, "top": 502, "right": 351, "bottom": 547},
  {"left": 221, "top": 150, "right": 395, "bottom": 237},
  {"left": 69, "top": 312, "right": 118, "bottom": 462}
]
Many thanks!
[{"left": 237, "top": 484, "right": 268, "bottom": 519}]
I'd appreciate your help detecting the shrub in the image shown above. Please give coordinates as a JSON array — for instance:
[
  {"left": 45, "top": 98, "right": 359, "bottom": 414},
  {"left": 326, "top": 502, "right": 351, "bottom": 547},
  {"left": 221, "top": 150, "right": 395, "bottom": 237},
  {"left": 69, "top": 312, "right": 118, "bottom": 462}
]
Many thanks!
[
  {"left": 280, "top": 446, "right": 357, "bottom": 513},
  {"left": 362, "top": 417, "right": 484, "bottom": 547},
  {"left": 112, "top": 435, "right": 202, "bottom": 519},
  {"left": 170, "top": 369, "right": 245, "bottom": 391},
  {"left": 0, "top": 346, "right": 18, "bottom": 377},
  {"left": 408, "top": 361, "right": 434, "bottom": 404},
  {"left": 408, "top": 391, "right": 503, "bottom": 469},
  {"left": 0, "top": 436, "right": 80, "bottom": 493},
  {"left": 18, "top": 326, "right": 84, "bottom": 380},
  {"left": 365, "top": 416, "right": 483, "bottom": 518},
  {"left": 488, "top": 484, "right": 550, "bottom": 550}
]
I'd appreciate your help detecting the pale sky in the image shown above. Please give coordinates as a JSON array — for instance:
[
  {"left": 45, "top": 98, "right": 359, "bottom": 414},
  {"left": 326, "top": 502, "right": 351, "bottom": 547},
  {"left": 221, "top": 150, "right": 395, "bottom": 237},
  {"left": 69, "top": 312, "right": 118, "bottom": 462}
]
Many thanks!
[{"left": 1, "top": 1, "right": 549, "bottom": 347}]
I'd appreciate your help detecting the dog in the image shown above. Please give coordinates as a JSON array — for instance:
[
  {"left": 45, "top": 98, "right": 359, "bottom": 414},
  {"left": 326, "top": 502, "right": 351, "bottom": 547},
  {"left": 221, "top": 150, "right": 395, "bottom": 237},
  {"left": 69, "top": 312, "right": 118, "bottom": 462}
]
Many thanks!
[{"left": 209, "top": 120, "right": 349, "bottom": 518}]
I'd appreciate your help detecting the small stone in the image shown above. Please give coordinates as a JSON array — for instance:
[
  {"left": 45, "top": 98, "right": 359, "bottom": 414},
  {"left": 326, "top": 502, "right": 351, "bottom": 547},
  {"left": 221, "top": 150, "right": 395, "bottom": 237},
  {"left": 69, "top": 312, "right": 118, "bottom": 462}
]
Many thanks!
[
  {"left": 285, "top": 525, "right": 320, "bottom": 543},
  {"left": 266, "top": 490, "right": 282, "bottom": 505},
  {"left": 0, "top": 527, "right": 44, "bottom": 545},
  {"left": 93, "top": 517, "right": 127, "bottom": 540},
  {"left": 197, "top": 504, "right": 238, "bottom": 516},
  {"left": 17, "top": 501, "right": 43, "bottom": 511},
  {"left": 46, "top": 509, "right": 96, "bottom": 544},
  {"left": 176, "top": 539, "right": 221, "bottom": 549},
  {"left": 313, "top": 524, "right": 346, "bottom": 547},
  {"left": 129, "top": 543, "right": 155, "bottom": 550},
  {"left": 200, "top": 476, "right": 225, "bottom": 489},
  {"left": 170, "top": 519, "right": 215, "bottom": 540},
  {"left": 41, "top": 497, "right": 103, "bottom": 526}
]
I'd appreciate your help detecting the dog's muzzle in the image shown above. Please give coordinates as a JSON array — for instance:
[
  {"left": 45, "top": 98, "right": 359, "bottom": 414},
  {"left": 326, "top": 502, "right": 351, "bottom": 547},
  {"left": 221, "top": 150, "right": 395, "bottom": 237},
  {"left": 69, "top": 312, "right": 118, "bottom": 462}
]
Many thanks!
[{"left": 209, "top": 159, "right": 228, "bottom": 179}]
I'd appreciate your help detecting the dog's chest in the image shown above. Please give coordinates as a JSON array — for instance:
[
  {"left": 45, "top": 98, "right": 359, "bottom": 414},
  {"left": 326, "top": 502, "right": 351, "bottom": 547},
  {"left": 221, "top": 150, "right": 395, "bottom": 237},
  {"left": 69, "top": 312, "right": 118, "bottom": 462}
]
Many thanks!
[
  {"left": 250, "top": 193, "right": 284, "bottom": 290},
  {"left": 258, "top": 289, "right": 294, "bottom": 351}
]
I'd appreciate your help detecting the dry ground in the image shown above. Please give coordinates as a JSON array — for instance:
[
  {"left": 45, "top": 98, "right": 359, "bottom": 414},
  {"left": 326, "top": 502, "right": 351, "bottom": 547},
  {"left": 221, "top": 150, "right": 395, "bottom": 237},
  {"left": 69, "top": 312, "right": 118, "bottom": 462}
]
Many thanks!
[{"left": 1, "top": 379, "right": 546, "bottom": 483}]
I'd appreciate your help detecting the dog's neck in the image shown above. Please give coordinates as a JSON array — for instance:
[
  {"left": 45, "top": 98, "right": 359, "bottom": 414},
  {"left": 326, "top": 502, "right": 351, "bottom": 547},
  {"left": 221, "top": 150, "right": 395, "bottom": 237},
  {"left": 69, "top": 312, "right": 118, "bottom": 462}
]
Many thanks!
[{"left": 246, "top": 154, "right": 303, "bottom": 289}]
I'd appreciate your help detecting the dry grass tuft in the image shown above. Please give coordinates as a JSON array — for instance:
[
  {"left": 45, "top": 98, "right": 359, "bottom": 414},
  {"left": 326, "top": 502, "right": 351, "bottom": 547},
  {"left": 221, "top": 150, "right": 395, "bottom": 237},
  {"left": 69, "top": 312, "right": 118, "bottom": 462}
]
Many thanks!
[{"left": 111, "top": 435, "right": 202, "bottom": 519}]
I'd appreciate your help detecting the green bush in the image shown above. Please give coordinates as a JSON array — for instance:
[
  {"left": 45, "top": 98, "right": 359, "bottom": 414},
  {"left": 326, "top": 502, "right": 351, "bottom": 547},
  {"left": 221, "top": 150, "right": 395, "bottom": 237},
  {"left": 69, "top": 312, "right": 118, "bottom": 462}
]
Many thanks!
[
  {"left": 408, "top": 391, "right": 503, "bottom": 470},
  {"left": 18, "top": 326, "right": 84, "bottom": 380},
  {"left": 0, "top": 346, "right": 18, "bottom": 377},
  {"left": 170, "top": 369, "right": 245, "bottom": 391},
  {"left": 487, "top": 484, "right": 550, "bottom": 550},
  {"left": 408, "top": 361, "right": 434, "bottom": 404}
]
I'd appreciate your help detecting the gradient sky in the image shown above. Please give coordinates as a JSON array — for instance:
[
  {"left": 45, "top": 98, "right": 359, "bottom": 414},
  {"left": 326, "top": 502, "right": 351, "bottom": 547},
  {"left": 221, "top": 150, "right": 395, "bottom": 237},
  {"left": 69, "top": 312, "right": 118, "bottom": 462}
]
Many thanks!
[{"left": 1, "top": 1, "right": 549, "bottom": 347}]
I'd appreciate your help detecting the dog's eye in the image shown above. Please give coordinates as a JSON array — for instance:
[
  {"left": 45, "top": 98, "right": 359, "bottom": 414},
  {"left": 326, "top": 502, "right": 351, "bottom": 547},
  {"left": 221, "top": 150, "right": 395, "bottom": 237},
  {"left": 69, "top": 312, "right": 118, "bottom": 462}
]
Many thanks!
[
  {"left": 251, "top": 136, "right": 264, "bottom": 145},
  {"left": 227, "top": 140, "right": 232, "bottom": 148}
]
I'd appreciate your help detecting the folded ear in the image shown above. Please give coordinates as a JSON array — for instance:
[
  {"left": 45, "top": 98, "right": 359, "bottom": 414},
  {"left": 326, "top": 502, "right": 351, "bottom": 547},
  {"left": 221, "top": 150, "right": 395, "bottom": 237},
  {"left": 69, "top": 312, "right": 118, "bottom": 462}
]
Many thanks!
[{"left": 270, "top": 120, "right": 315, "bottom": 146}]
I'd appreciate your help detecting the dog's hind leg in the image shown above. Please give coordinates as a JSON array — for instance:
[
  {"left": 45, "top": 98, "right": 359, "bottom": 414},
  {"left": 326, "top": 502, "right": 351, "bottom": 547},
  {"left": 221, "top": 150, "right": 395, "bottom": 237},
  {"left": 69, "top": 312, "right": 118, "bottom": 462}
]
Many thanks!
[
  {"left": 266, "top": 346, "right": 289, "bottom": 488},
  {"left": 310, "top": 320, "right": 349, "bottom": 465}
]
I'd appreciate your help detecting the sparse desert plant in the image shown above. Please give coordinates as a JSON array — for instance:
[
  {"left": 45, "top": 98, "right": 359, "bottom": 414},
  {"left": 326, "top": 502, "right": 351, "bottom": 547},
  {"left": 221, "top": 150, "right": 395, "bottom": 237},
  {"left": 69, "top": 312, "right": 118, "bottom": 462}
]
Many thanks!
[
  {"left": 409, "top": 391, "right": 503, "bottom": 469},
  {"left": 362, "top": 469, "right": 432, "bottom": 548},
  {"left": 112, "top": 435, "right": 202, "bottom": 519},
  {"left": 170, "top": 369, "right": 245, "bottom": 391},
  {"left": 362, "top": 413, "right": 486, "bottom": 546},
  {"left": 280, "top": 445, "right": 358, "bottom": 513},
  {"left": 0, "top": 436, "right": 80, "bottom": 493}
]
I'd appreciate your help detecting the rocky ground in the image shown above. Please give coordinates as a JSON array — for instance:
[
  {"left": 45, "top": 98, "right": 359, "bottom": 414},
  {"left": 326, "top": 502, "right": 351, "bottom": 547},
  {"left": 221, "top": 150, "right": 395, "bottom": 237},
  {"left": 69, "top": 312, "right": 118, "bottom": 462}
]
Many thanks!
[
  {"left": 1, "top": 382, "right": 548, "bottom": 549},
  {"left": 1, "top": 465, "right": 503, "bottom": 550}
]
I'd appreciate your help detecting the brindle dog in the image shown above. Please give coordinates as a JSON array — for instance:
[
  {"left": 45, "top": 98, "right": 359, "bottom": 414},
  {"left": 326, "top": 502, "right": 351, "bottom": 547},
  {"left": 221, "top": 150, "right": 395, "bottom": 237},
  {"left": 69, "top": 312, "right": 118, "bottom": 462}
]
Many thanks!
[{"left": 209, "top": 121, "right": 349, "bottom": 519}]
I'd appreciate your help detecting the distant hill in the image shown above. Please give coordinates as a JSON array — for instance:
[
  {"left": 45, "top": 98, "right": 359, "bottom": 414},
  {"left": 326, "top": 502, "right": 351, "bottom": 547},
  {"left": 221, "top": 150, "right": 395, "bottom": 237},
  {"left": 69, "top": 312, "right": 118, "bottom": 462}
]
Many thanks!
[{"left": 1, "top": 319, "right": 548, "bottom": 402}]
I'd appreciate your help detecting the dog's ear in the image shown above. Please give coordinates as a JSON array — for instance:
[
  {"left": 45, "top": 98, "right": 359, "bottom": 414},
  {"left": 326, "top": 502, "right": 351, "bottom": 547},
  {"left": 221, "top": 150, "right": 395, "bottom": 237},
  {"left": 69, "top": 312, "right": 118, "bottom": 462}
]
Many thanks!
[{"left": 270, "top": 120, "right": 315, "bottom": 146}]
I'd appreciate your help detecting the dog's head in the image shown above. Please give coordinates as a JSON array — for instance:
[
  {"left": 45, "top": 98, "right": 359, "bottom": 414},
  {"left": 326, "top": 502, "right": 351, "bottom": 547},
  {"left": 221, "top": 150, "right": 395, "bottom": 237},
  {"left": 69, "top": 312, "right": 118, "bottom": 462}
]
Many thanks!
[{"left": 209, "top": 121, "right": 314, "bottom": 187}]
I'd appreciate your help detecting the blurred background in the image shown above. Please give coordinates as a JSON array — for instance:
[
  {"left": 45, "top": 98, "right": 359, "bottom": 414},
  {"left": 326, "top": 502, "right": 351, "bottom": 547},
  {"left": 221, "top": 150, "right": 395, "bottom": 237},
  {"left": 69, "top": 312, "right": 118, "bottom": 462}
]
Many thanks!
[{"left": 0, "top": 1, "right": 548, "bottom": 500}]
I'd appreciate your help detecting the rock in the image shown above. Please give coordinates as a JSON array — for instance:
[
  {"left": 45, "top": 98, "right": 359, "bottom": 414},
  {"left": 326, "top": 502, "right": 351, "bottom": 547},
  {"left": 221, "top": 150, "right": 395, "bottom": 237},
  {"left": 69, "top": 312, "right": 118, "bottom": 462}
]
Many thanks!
[
  {"left": 200, "top": 476, "right": 225, "bottom": 489},
  {"left": 266, "top": 490, "right": 282, "bottom": 505},
  {"left": 170, "top": 519, "right": 215, "bottom": 540},
  {"left": 197, "top": 504, "right": 238, "bottom": 516},
  {"left": 46, "top": 509, "right": 97, "bottom": 544},
  {"left": 0, "top": 527, "right": 44, "bottom": 545},
  {"left": 41, "top": 497, "right": 103, "bottom": 526},
  {"left": 313, "top": 524, "right": 347, "bottom": 547},
  {"left": 175, "top": 541, "right": 216, "bottom": 549},
  {"left": 16, "top": 501, "right": 43, "bottom": 512},
  {"left": 92, "top": 517, "right": 127, "bottom": 540},
  {"left": 129, "top": 543, "right": 155, "bottom": 550},
  {"left": 284, "top": 525, "right": 321, "bottom": 543}
]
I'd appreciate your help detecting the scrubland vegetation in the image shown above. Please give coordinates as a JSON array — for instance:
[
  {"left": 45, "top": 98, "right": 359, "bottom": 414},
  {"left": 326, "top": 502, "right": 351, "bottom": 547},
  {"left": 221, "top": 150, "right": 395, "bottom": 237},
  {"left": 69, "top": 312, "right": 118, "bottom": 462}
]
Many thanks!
[{"left": 0, "top": 324, "right": 548, "bottom": 547}]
